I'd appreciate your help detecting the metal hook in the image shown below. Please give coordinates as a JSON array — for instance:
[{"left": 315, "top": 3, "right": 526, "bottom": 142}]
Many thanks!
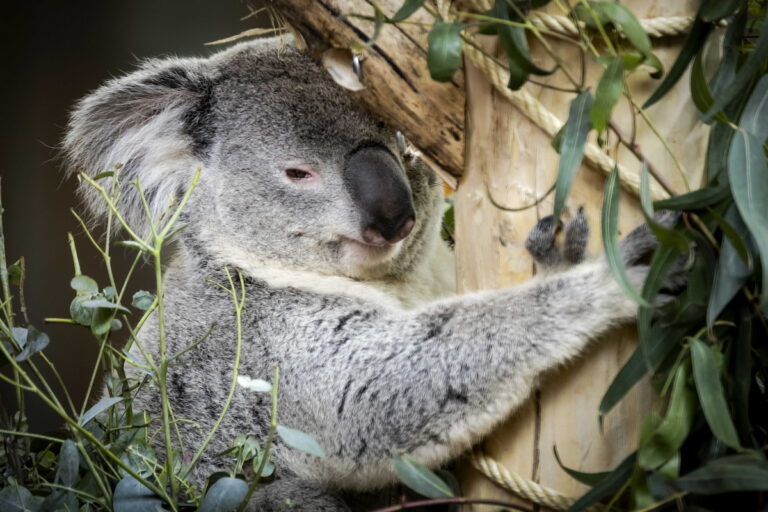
[{"left": 352, "top": 54, "right": 363, "bottom": 81}]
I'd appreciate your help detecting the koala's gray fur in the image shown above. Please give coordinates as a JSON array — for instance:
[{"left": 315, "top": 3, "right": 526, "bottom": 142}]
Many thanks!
[{"left": 64, "top": 35, "right": 677, "bottom": 511}]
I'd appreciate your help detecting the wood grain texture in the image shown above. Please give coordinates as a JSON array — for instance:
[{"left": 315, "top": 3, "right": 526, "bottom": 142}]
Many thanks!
[{"left": 270, "top": 0, "right": 465, "bottom": 185}]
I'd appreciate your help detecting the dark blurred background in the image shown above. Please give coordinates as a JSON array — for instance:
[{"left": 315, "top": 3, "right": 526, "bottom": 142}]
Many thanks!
[{"left": 0, "top": 0, "right": 266, "bottom": 432}]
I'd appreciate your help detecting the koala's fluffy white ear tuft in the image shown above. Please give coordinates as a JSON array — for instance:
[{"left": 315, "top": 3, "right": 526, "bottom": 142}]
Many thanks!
[{"left": 63, "top": 57, "right": 213, "bottom": 237}]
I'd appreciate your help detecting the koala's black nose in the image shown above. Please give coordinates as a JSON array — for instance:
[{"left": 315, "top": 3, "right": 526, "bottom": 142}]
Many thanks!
[{"left": 345, "top": 144, "right": 416, "bottom": 245}]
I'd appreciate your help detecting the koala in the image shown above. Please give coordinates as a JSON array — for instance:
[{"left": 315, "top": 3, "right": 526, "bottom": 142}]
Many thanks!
[{"left": 63, "top": 35, "right": 679, "bottom": 511}]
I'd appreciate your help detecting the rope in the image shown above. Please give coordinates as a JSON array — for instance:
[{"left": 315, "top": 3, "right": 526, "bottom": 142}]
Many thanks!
[
  {"left": 471, "top": 449, "right": 601, "bottom": 511},
  {"left": 462, "top": 37, "right": 669, "bottom": 201}
]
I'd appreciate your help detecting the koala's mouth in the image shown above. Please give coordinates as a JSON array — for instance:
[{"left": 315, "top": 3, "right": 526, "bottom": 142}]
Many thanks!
[{"left": 339, "top": 236, "right": 403, "bottom": 264}]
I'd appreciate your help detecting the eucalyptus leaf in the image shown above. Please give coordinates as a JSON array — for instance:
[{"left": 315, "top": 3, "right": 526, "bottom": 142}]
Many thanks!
[
  {"left": 276, "top": 425, "right": 326, "bottom": 457},
  {"left": 131, "top": 290, "right": 155, "bottom": 311},
  {"left": 638, "top": 244, "right": 682, "bottom": 367},
  {"left": 591, "top": 56, "right": 624, "bottom": 133},
  {"left": 81, "top": 298, "right": 130, "bottom": 313},
  {"left": 739, "top": 74, "right": 768, "bottom": 143},
  {"left": 731, "top": 307, "right": 753, "bottom": 443},
  {"left": 393, "top": 454, "right": 454, "bottom": 499},
  {"left": 566, "top": 452, "right": 636, "bottom": 512},
  {"left": 113, "top": 476, "right": 163, "bottom": 512},
  {"left": 652, "top": 181, "right": 730, "bottom": 210},
  {"left": 690, "top": 47, "right": 715, "bottom": 116},
  {"left": 70, "top": 298, "right": 93, "bottom": 325},
  {"left": 427, "top": 21, "right": 465, "bottom": 82},
  {"left": 553, "top": 92, "right": 594, "bottom": 220},
  {"left": 675, "top": 455, "right": 768, "bottom": 494},
  {"left": 640, "top": 165, "right": 688, "bottom": 253},
  {"left": 0, "top": 484, "right": 42, "bottom": 512},
  {"left": 79, "top": 396, "right": 124, "bottom": 426},
  {"left": 707, "top": 205, "right": 752, "bottom": 325},
  {"left": 601, "top": 166, "right": 647, "bottom": 306},
  {"left": 199, "top": 477, "right": 248, "bottom": 512},
  {"left": 704, "top": 16, "right": 768, "bottom": 122},
  {"left": 643, "top": 15, "right": 711, "bottom": 108},
  {"left": 90, "top": 307, "right": 115, "bottom": 337},
  {"left": 553, "top": 446, "right": 610, "bottom": 486},
  {"left": 71, "top": 275, "right": 98, "bottom": 295},
  {"left": 728, "top": 130, "right": 768, "bottom": 314},
  {"left": 690, "top": 339, "right": 742, "bottom": 450},
  {"left": 55, "top": 440, "right": 80, "bottom": 486},
  {"left": 14, "top": 325, "right": 50, "bottom": 362},
  {"left": 638, "top": 362, "right": 695, "bottom": 469},
  {"left": 700, "top": 0, "right": 744, "bottom": 23},
  {"left": 389, "top": 0, "right": 424, "bottom": 23}
]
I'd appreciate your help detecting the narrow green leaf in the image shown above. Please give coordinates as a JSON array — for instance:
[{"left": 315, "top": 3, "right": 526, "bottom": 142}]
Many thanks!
[
  {"left": 393, "top": 454, "right": 454, "bottom": 499},
  {"left": 199, "top": 477, "right": 248, "bottom": 512},
  {"left": 602, "top": 166, "right": 648, "bottom": 306},
  {"left": 591, "top": 57, "right": 624, "bottom": 133},
  {"left": 427, "top": 21, "right": 465, "bottom": 82},
  {"left": 276, "top": 425, "right": 326, "bottom": 457},
  {"left": 56, "top": 440, "right": 80, "bottom": 487},
  {"left": 728, "top": 130, "right": 768, "bottom": 313},
  {"left": 652, "top": 181, "right": 730, "bottom": 210},
  {"left": 566, "top": 452, "right": 636, "bottom": 512},
  {"left": 600, "top": 325, "right": 683, "bottom": 416},
  {"left": 740, "top": 75, "right": 768, "bottom": 143},
  {"left": 389, "top": 0, "right": 425, "bottom": 23},
  {"left": 640, "top": 165, "right": 688, "bottom": 253},
  {"left": 113, "top": 476, "right": 163, "bottom": 512},
  {"left": 707, "top": 205, "right": 752, "bottom": 325},
  {"left": 731, "top": 307, "right": 753, "bottom": 443},
  {"left": 643, "top": 16, "right": 711, "bottom": 109},
  {"left": 638, "top": 362, "right": 695, "bottom": 469},
  {"left": 553, "top": 92, "right": 594, "bottom": 220},
  {"left": 79, "top": 396, "right": 123, "bottom": 426},
  {"left": 554, "top": 446, "right": 610, "bottom": 486},
  {"left": 675, "top": 455, "right": 768, "bottom": 494},
  {"left": 690, "top": 48, "right": 714, "bottom": 115},
  {"left": 690, "top": 339, "right": 742, "bottom": 450},
  {"left": 638, "top": 245, "right": 680, "bottom": 367},
  {"left": 704, "top": 16, "right": 768, "bottom": 122},
  {"left": 700, "top": 0, "right": 743, "bottom": 22}
]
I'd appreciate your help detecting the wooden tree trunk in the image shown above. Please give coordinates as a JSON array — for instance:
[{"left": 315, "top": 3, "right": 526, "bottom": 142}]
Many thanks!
[{"left": 456, "top": 1, "right": 712, "bottom": 508}]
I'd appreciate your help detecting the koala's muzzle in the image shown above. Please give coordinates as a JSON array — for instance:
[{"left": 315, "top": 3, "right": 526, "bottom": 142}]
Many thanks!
[{"left": 345, "top": 145, "right": 415, "bottom": 246}]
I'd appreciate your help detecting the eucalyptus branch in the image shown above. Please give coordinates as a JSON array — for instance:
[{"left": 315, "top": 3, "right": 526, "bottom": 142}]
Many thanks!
[{"left": 607, "top": 120, "right": 677, "bottom": 196}]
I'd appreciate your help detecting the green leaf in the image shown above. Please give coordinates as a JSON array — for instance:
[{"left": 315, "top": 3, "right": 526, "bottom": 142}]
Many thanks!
[
  {"left": 553, "top": 446, "right": 610, "bottom": 486},
  {"left": 600, "top": 324, "right": 683, "bottom": 417},
  {"left": 0, "top": 484, "right": 42, "bottom": 512},
  {"left": 71, "top": 275, "right": 98, "bottom": 295},
  {"left": 640, "top": 165, "right": 689, "bottom": 253},
  {"left": 739, "top": 74, "right": 768, "bottom": 143},
  {"left": 728, "top": 130, "right": 768, "bottom": 314},
  {"left": 81, "top": 298, "right": 130, "bottom": 313},
  {"left": 553, "top": 92, "right": 594, "bottom": 220},
  {"left": 675, "top": 454, "right": 768, "bottom": 494},
  {"left": 393, "top": 454, "right": 454, "bottom": 499},
  {"left": 704, "top": 16, "right": 768, "bottom": 122},
  {"left": 643, "top": 16, "right": 711, "bottom": 109},
  {"left": 8, "top": 261, "right": 22, "bottom": 286},
  {"left": 690, "top": 48, "right": 714, "bottom": 115},
  {"left": 276, "top": 425, "right": 326, "bottom": 457},
  {"left": 566, "top": 452, "right": 636, "bottom": 512},
  {"left": 389, "top": 0, "right": 424, "bottom": 23},
  {"left": 131, "top": 290, "right": 155, "bottom": 311},
  {"left": 601, "top": 166, "right": 647, "bottom": 306},
  {"left": 652, "top": 182, "right": 730, "bottom": 210},
  {"left": 700, "top": 0, "right": 743, "bottom": 22},
  {"left": 427, "top": 21, "right": 465, "bottom": 82},
  {"left": 14, "top": 325, "right": 50, "bottom": 362},
  {"left": 707, "top": 205, "right": 752, "bottom": 325},
  {"left": 199, "top": 477, "right": 248, "bottom": 512},
  {"left": 591, "top": 57, "right": 624, "bottom": 133},
  {"left": 79, "top": 396, "right": 123, "bottom": 426},
  {"left": 90, "top": 306, "right": 115, "bottom": 337},
  {"left": 731, "top": 307, "right": 753, "bottom": 443},
  {"left": 638, "top": 362, "right": 695, "bottom": 469},
  {"left": 113, "top": 476, "right": 163, "bottom": 512},
  {"left": 56, "top": 440, "right": 80, "bottom": 486},
  {"left": 690, "top": 339, "right": 742, "bottom": 450}
]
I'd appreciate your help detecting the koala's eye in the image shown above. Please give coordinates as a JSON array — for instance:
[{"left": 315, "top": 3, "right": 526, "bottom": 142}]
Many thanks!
[{"left": 284, "top": 167, "right": 317, "bottom": 182}]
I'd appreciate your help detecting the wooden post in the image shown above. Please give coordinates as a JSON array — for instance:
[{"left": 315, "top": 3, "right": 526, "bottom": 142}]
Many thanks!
[{"left": 455, "top": 1, "right": 713, "bottom": 508}]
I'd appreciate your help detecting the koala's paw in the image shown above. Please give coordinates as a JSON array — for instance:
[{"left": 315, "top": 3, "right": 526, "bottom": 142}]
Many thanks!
[{"left": 525, "top": 208, "right": 589, "bottom": 267}]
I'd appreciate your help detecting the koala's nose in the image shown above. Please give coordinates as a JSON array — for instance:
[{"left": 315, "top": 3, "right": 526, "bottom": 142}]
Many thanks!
[
  {"left": 363, "top": 208, "right": 415, "bottom": 245},
  {"left": 345, "top": 144, "right": 416, "bottom": 246}
]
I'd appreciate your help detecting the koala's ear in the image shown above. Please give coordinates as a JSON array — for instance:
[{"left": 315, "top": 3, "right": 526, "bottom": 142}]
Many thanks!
[{"left": 63, "top": 57, "right": 214, "bottom": 236}]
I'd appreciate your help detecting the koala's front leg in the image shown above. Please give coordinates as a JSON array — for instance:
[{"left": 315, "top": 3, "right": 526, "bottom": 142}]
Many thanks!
[
  {"left": 268, "top": 221, "right": 665, "bottom": 492},
  {"left": 247, "top": 474, "right": 349, "bottom": 512}
]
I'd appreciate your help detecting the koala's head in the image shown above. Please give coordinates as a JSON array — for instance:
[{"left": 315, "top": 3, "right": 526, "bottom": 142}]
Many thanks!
[{"left": 64, "top": 36, "right": 443, "bottom": 280}]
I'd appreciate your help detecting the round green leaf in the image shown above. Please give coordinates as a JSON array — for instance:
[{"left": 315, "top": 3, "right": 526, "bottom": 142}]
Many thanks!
[{"left": 427, "top": 21, "right": 464, "bottom": 82}]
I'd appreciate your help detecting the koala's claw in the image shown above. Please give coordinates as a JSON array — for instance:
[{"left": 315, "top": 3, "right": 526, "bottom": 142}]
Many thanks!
[{"left": 525, "top": 208, "right": 589, "bottom": 267}]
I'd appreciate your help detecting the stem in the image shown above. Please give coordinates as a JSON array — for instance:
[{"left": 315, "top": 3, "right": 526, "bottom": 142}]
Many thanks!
[
  {"left": 182, "top": 269, "right": 245, "bottom": 478},
  {"left": 238, "top": 364, "right": 280, "bottom": 512},
  {"left": 608, "top": 120, "right": 678, "bottom": 196},
  {"left": 67, "top": 232, "right": 82, "bottom": 276}
]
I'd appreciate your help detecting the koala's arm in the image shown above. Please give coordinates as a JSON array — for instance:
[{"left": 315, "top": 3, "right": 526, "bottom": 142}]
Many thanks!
[{"left": 269, "top": 259, "right": 638, "bottom": 490}]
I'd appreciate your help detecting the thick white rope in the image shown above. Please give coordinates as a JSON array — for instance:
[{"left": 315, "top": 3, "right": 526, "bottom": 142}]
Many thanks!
[{"left": 471, "top": 449, "right": 601, "bottom": 511}]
